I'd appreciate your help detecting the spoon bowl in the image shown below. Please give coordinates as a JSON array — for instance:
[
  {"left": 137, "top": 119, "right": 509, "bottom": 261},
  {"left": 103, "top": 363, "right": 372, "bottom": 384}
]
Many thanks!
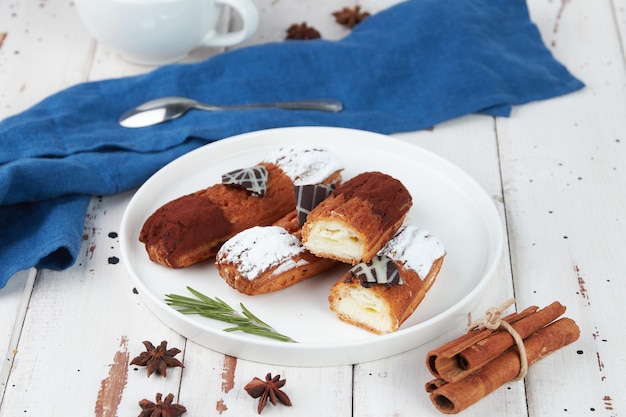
[{"left": 119, "top": 96, "right": 343, "bottom": 128}]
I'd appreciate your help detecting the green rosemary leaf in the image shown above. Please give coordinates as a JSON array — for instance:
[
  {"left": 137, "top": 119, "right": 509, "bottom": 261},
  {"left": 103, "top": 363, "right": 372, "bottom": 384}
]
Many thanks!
[
  {"left": 239, "top": 302, "right": 273, "bottom": 328},
  {"left": 164, "top": 286, "right": 296, "bottom": 343},
  {"left": 223, "top": 325, "right": 295, "bottom": 342}
]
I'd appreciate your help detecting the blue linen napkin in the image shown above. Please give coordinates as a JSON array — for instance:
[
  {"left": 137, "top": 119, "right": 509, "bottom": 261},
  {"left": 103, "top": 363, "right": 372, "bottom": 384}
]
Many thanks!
[{"left": 0, "top": 0, "right": 583, "bottom": 288}]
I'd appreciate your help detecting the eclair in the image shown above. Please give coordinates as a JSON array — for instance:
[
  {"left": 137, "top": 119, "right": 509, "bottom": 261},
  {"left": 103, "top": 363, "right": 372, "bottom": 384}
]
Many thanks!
[
  {"left": 217, "top": 181, "right": 339, "bottom": 295},
  {"left": 139, "top": 145, "right": 343, "bottom": 268},
  {"left": 216, "top": 211, "right": 338, "bottom": 295},
  {"left": 328, "top": 225, "right": 446, "bottom": 334},
  {"left": 302, "top": 171, "right": 412, "bottom": 265}
]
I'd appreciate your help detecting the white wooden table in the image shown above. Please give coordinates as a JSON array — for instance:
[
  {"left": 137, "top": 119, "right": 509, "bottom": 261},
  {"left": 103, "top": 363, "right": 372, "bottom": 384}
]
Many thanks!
[{"left": 1, "top": 0, "right": 624, "bottom": 416}]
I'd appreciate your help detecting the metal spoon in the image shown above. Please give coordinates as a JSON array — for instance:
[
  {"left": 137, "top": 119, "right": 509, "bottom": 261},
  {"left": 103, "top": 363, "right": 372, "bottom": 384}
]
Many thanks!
[{"left": 119, "top": 96, "right": 343, "bottom": 128}]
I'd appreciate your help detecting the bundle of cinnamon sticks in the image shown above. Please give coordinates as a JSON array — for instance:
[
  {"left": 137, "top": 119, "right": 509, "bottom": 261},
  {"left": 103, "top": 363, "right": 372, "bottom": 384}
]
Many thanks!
[{"left": 424, "top": 301, "right": 580, "bottom": 414}]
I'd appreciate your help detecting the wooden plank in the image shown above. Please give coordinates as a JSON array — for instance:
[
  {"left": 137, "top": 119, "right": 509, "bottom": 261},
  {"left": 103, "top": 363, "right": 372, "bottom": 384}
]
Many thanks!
[
  {"left": 614, "top": 0, "right": 626, "bottom": 56},
  {"left": 352, "top": 114, "right": 520, "bottom": 416},
  {"left": 500, "top": 0, "right": 626, "bottom": 415},
  {"left": 352, "top": 8, "right": 522, "bottom": 415},
  {"left": 0, "top": 269, "right": 35, "bottom": 405},
  {"left": 0, "top": 0, "right": 93, "bottom": 114},
  {"left": 0, "top": 0, "right": 94, "bottom": 407},
  {"left": 179, "top": 341, "right": 353, "bottom": 416}
]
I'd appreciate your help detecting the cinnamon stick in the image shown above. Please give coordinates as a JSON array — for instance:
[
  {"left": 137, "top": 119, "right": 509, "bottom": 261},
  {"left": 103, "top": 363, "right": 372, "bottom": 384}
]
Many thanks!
[
  {"left": 432, "top": 301, "right": 566, "bottom": 382},
  {"left": 425, "top": 378, "right": 446, "bottom": 393},
  {"left": 425, "top": 305, "right": 538, "bottom": 379},
  {"left": 428, "top": 317, "right": 580, "bottom": 414}
]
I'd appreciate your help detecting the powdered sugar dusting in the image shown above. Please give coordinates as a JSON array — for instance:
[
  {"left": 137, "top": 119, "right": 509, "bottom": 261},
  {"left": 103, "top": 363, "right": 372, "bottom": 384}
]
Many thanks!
[
  {"left": 264, "top": 145, "right": 343, "bottom": 185},
  {"left": 271, "top": 258, "right": 309, "bottom": 277},
  {"left": 379, "top": 225, "right": 445, "bottom": 279},
  {"left": 218, "top": 226, "right": 305, "bottom": 280}
]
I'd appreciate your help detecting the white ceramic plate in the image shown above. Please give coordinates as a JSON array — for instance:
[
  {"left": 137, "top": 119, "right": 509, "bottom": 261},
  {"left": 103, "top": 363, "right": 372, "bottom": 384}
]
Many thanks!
[{"left": 120, "top": 126, "right": 503, "bottom": 366}]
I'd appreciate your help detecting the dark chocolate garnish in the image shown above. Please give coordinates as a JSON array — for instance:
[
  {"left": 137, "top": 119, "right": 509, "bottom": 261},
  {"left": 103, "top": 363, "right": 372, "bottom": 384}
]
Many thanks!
[
  {"left": 349, "top": 255, "right": 402, "bottom": 288},
  {"left": 222, "top": 165, "right": 268, "bottom": 196},
  {"left": 294, "top": 183, "right": 335, "bottom": 226}
]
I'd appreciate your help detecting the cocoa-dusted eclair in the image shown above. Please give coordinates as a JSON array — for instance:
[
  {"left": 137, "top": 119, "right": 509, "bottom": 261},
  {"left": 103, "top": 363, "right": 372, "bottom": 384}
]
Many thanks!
[
  {"left": 328, "top": 225, "right": 446, "bottom": 334},
  {"left": 139, "top": 145, "right": 343, "bottom": 268},
  {"left": 302, "top": 171, "right": 412, "bottom": 265}
]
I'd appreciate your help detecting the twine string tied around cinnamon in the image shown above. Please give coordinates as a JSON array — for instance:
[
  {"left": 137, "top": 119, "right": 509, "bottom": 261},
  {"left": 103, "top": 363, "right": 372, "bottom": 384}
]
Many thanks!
[{"left": 467, "top": 299, "right": 528, "bottom": 381}]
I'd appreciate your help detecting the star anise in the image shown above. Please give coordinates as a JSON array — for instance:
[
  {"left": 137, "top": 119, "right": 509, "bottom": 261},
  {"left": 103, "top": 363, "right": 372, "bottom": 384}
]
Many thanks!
[
  {"left": 138, "top": 393, "right": 186, "bottom": 417},
  {"left": 130, "top": 340, "right": 184, "bottom": 377},
  {"left": 244, "top": 373, "right": 292, "bottom": 414},
  {"left": 332, "top": 6, "right": 370, "bottom": 29},
  {"left": 286, "top": 22, "right": 321, "bottom": 40}
]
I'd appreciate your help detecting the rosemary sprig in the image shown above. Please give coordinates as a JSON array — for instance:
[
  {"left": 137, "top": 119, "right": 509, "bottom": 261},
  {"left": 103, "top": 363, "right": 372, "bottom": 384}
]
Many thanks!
[{"left": 164, "top": 286, "right": 296, "bottom": 343}]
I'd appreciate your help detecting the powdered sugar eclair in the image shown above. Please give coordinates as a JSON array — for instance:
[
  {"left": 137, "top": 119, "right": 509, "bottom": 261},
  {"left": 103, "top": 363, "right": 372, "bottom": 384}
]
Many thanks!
[{"left": 216, "top": 210, "right": 338, "bottom": 295}]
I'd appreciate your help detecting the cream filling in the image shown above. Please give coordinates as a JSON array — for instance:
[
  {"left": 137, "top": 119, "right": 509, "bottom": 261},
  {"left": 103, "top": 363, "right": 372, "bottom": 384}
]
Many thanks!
[
  {"left": 335, "top": 287, "right": 396, "bottom": 333},
  {"left": 304, "top": 220, "right": 363, "bottom": 260}
]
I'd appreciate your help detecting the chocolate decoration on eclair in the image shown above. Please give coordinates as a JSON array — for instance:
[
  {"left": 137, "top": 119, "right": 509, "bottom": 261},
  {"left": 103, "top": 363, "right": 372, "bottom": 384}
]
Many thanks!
[
  {"left": 222, "top": 166, "right": 269, "bottom": 196},
  {"left": 349, "top": 255, "right": 403, "bottom": 288},
  {"left": 294, "top": 183, "right": 335, "bottom": 226}
]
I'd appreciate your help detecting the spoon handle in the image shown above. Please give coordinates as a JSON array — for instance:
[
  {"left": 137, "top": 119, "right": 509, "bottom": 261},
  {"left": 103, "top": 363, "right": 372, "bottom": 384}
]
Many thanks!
[{"left": 195, "top": 99, "right": 343, "bottom": 113}]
